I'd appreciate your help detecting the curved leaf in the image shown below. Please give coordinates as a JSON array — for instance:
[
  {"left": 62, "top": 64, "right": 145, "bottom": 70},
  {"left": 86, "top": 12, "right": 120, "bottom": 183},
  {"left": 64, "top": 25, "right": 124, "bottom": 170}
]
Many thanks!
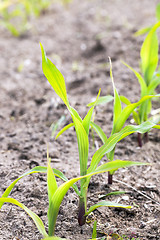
[
  {"left": 90, "top": 121, "right": 107, "bottom": 144},
  {"left": 40, "top": 43, "right": 69, "bottom": 107},
  {"left": 140, "top": 21, "right": 160, "bottom": 85},
  {"left": 109, "top": 58, "right": 122, "bottom": 129},
  {"left": 0, "top": 166, "right": 80, "bottom": 209},
  {"left": 85, "top": 200, "right": 131, "bottom": 215},
  {"left": 113, "top": 94, "right": 160, "bottom": 133},
  {"left": 0, "top": 198, "right": 48, "bottom": 238},
  {"left": 87, "top": 95, "right": 113, "bottom": 107},
  {"left": 122, "top": 61, "right": 147, "bottom": 97},
  {"left": 55, "top": 123, "right": 74, "bottom": 139},
  {"left": 88, "top": 121, "right": 155, "bottom": 174}
]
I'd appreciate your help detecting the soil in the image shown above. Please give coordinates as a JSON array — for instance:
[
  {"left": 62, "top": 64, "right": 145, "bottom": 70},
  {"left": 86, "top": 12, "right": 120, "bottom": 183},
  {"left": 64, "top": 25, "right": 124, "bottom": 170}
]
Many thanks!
[{"left": 0, "top": 0, "right": 160, "bottom": 239}]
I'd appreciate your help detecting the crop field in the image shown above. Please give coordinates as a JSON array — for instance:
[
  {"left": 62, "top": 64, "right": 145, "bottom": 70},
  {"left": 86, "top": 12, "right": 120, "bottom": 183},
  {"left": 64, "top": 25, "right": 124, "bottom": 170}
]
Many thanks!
[{"left": 0, "top": 0, "right": 160, "bottom": 239}]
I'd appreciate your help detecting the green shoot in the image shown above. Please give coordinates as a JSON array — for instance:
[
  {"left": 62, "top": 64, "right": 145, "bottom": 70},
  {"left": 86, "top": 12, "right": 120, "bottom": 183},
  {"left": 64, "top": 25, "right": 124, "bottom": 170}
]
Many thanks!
[
  {"left": 92, "top": 221, "right": 97, "bottom": 239},
  {"left": 88, "top": 58, "right": 159, "bottom": 183},
  {"left": 40, "top": 43, "right": 153, "bottom": 226},
  {"left": 0, "top": 156, "right": 144, "bottom": 237},
  {"left": 0, "top": 0, "right": 71, "bottom": 36},
  {"left": 123, "top": 21, "right": 160, "bottom": 146}
]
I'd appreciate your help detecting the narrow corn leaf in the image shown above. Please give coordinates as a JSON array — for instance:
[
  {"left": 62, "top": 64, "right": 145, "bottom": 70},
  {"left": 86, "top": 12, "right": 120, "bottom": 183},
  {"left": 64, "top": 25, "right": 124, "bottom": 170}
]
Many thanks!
[
  {"left": 47, "top": 160, "right": 59, "bottom": 236},
  {"left": 99, "top": 191, "right": 126, "bottom": 199},
  {"left": 134, "top": 26, "right": 152, "bottom": 37},
  {"left": 47, "top": 158, "right": 58, "bottom": 204},
  {"left": 120, "top": 96, "right": 131, "bottom": 105},
  {"left": 88, "top": 121, "right": 155, "bottom": 174},
  {"left": 83, "top": 89, "right": 101, "bottom": 135},
  {"left": 0, "top": 198, "right": 48, "bottom": 238},
  {"left": 156, "top": 3, "right": 160, "bottom": 21},
  {"left": 82, "top": 107, "right": 94, "bottom": 135},
  {"left": 55, "top": 123, "right": 74, "bottom": 139},
  {"left": 0, "top": 166, "right": 80, "bottom": 209},
  {"left": 95, "top": 160, "right": 148, "bottom": 173},
  {"left": 86, "top": 200, "right": 131, "bottom": 215},
  {"left": 140, "top": 21, "right": 160, "bottom": 85},
  {"left": 92, "top": 221, "right": 97, "bottom": 238},
  {"left": 40, "top": 43, "right": 69, "bottom": 107},
  {"left": 51, "top": 115, "right": 65, "bottom": 137},
  {"left": 69, "top": 106, "right": 82, "bottom": 122},
  {"left": 109, "top": 58, "right": 122, "bottom": 128},
  {"left": 71, "top": 114, "right": 89, "bottom": 177},
  {"left": 153, "top": 124, "right": 160, "bottom": 129},
  {"left": 148, "top": 75, "right": 160, "bottom": 94},
  {"left": 122, "top": 61, "right": 147, "bottom": 97},
  {"left": 87, "top": 95, "right": 113, "bottom": 107},
  {"left": 90, "top": 121, "right": 107, "bottom": 144},
  {"left": 113, "top": 94, "right": 160, "bottom": 133}
]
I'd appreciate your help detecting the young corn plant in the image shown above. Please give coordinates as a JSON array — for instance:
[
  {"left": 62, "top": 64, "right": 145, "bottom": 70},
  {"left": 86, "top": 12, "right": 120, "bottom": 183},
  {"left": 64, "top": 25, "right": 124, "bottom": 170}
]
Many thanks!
[
  {"left": 40, "top": 43, "right": 156, "bottom": 225},
  {"left": 0, "top": 152, "right": 142, "bottom": 238},
  {"left": 0, "top": 0, "right": 70, "bottom": 36},
  {"left": 122, "top": 21, "right": 160, "bottom": 146},
  {"left": 87, "top": 57, "right": 160, "bottom": 184}
]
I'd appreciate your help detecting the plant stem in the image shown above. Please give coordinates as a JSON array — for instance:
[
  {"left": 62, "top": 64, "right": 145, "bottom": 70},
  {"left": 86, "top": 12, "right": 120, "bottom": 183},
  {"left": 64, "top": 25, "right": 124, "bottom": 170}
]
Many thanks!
[
  {"left": 108, "top": 172, "right": 113, "bottom": 184},
  {"left": 137, "top": 132, "right": 142, "bottom": 147},
  {"left": 78, "top": 196, "right": 86, "bottom": 226},
  {"left": 144, "top": 132, "right": 149, "bottom": 143}
]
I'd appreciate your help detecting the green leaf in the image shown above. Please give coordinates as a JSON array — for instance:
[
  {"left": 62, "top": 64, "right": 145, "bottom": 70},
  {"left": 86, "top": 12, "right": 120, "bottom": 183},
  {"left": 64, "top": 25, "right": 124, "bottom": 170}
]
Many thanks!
[
  {"left": 99, "top": 191, "right": 126, "bottom": 199},
  {"left": 87, "top": 95, "right": 113, "bottom": 107},
  {"left": 92, "top": 221, "right": 97, "bottom": 238},
  {"left": 51, "top": 115, "right": 65, "bottom": 137},
  {"left": 71, "top": 113, "right": 89, "bottom": 177},
  {"left": 148, "top": 75, "right": 160, "bottom": 94},
  {"left": 95, "top": 160, "right": 148, "bottom": 173},
  {"left": 90, "top": 121, "right": 107, "bottom": 144},
  {"left": 88, "top": 121, "right": 155, "bottom": 174},
  {"left": 122, "top": 61, "right": 147, "bottom": 97},
  {"left": 156, "top": 3, "right": 160, "bottom": 21},
  {"left": 153, "top": 124, "right": 160, "bottom": 129},
  {"left": 82, "top": 107, "right": 94, "bottom": 136},
  {"left": 0, "top": 166, "right": 80, "bottom": 209},
  {"left": 0, "top": 198, "right": 48, "bottom": 238},
  {"left": 109, "top": 58, "right": 122, "bottom": 130},
  {"left": 40, "top": 43, "right": 69, "bottom": 107},
  {"left": 113, "top": 94, "right": 160, "bottom": 133},
  {"left": 134, "top": 26, "right": 152, "bottom": 37},
  {"left": 86, "top": 200, "right": 131, "bottom": 215},
  {"left": 140, "top": 21, "right": 160, "bottom": 85},
  {"left": 55, "top": 123, "right": 74, "bottom": 139},
  {"left": 47, "top": 158, "right": 58, "bottom": 207},
  {"left": 120, "top": 95, "right": 131, "bottom": 105},
  {"left": 83, "top": 89, "right": 101, "bottom": 135}
]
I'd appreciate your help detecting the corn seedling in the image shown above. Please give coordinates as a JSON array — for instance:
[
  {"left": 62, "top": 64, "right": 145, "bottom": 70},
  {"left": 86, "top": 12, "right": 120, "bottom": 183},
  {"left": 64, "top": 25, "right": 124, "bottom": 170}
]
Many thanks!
[
  {"left": 122, "top": 21, "right": 160, "bottom": 146},
  {"left": 0, "top": 150, "right": 144, "bottom": 238},
  {"left": 88, "top": 58, "right": 160, "bottom": 183},
  {"left": 40, "top": 43, "right": 155, "bottom": 225},
  {"left": 0, "top": 0, "right": 71, "bottom": 36}
]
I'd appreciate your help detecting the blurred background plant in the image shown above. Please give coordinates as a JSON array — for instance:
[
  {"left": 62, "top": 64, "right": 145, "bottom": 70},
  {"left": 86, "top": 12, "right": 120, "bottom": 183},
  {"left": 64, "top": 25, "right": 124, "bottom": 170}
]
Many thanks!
[{"left": 0, "top": 0, "right": 72, "bottom": 36}]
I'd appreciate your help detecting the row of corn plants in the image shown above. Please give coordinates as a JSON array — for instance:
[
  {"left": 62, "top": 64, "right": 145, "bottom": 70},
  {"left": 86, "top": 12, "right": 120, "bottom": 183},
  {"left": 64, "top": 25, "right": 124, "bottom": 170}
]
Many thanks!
[
  {"left": 0, "top": 14, "right": 160, "bottom": 240},
  {"left": 0, "top": 0, "right": 71, "bottom": 36}
]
